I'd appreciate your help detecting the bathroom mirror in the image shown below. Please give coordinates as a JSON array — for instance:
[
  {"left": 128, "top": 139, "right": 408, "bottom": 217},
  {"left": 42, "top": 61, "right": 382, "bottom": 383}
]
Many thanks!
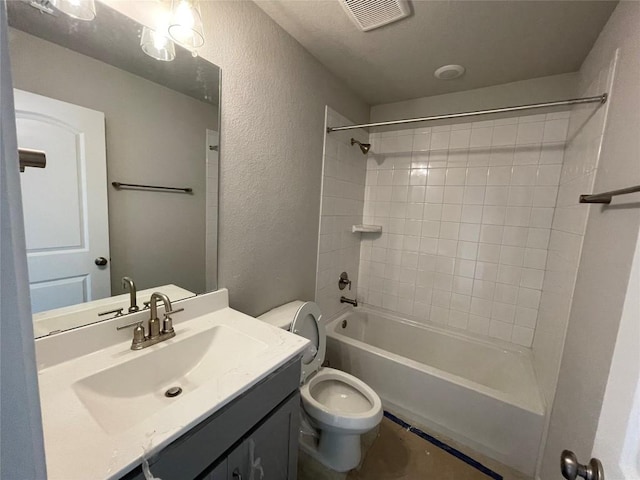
[{"left": 7, "top": 1, "right": 220, "bottom": 338}]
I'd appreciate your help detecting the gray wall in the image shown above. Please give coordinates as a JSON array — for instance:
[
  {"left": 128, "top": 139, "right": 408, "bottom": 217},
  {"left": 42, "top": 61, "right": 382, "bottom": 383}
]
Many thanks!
[
  {"left": 197, "top": 2, "right": 370, "bottom": 316},
  {"left": 9, "top": 28, "right": 217, "bottom": 295},
  {"left": 539, "top": 2, "right": 640, "bottom": 478}
]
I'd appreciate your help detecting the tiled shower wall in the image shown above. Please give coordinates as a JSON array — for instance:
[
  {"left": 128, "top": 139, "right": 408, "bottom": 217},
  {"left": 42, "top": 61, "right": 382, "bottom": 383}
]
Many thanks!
[
  {"left": 357, "top": 113, "right": 570, "bottom": 347},
  {"left": 315, "top": 107, "right": 368, "bottom": 320},
  {"left": 533, "top": 56, "right": 616, "bottom": 402}
]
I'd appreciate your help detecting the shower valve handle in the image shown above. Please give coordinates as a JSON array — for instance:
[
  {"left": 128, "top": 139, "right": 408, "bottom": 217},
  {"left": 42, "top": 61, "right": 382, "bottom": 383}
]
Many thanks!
[{"left": 339, "top": 272, "right": 352, "bottom": 290}]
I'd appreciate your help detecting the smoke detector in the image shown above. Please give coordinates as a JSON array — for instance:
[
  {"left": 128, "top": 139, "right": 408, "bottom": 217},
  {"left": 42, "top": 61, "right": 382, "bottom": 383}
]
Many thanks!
[
  {"left": 341, "top": 0, "right": 410, "bottom": 32},
  {"left": 434, "top": 64, "right": 466, "bottom": 80}
]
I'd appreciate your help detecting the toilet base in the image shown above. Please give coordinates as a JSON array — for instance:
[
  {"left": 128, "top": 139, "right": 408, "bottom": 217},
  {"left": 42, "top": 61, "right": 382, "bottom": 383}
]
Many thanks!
[
  {"left": 300, "top": 431, "right": 361, "bottom": 472},
  {"left": 298, "top": 424, "right": 380, "bottom": 477}
]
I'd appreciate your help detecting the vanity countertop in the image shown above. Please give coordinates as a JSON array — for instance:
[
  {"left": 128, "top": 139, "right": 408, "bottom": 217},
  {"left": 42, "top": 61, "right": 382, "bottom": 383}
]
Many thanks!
[{"left": 35, "top": 289, "right": 309, "bottom": 480}]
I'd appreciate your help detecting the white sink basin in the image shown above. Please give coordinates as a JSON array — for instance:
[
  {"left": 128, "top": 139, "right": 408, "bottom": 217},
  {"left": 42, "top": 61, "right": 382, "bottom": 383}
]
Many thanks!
[{"left": 73, "top": 325, "right": 268, "bottom": 434}]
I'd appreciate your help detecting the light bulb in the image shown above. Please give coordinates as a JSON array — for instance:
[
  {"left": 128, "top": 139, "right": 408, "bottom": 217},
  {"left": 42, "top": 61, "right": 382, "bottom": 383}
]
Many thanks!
[
  {"left": 168, "top": 0, "right": 205, "bottom": 49},
  {"left": 140, "top": 26, "right": 176, "bottom": 62},
  {"left": 51, "top": 0, "right": 96, "bottom": 20}
]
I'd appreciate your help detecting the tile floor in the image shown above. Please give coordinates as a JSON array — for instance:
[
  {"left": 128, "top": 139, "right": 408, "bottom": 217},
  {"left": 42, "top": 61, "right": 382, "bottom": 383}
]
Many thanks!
[{"left": 346, "top": 417, "right": 531, "bottom": 480}]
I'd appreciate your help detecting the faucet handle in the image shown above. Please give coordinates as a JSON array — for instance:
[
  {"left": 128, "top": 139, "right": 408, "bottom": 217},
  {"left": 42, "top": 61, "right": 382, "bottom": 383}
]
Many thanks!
[
  {"left": 116, "top": 319, "right": 144, "bottom": 330},
  {"left": 161, "top": 308, "right": 183, "bottom": 335},
  {"left": 132, "top": 323, "right": 146, "bottom": 345},
  {"left": 116, "top": 320, "right": 146, "bottom": 348},
  {"left": 98, "top": 307, "right": 124, "bottom": 317}
]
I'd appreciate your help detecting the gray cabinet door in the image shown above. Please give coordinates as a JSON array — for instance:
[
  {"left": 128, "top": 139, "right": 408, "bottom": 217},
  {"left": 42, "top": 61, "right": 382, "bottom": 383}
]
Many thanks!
[
  {"left": 227, "top": 393, "right": 300, "bottom": 480},
  {"left": 201, "top": 459, "right": 227, "bottom": 480}
]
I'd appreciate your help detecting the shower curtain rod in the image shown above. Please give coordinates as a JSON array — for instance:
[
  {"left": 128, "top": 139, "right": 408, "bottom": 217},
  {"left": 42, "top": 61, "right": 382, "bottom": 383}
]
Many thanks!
[{"left": 326, "top": 93, "right": 607, "bottom": 133}]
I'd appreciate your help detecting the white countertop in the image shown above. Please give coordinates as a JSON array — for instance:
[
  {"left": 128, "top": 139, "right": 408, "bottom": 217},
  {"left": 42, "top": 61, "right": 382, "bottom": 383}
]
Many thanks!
[{"left": 35, "top": 289, "right": 308, "bottom": 479}]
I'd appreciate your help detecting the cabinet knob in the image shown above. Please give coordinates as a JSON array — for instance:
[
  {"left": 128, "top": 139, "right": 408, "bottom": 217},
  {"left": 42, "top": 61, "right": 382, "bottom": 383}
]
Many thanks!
[{"left": 232, "top": 469, "right": 242, "bottom": 480}]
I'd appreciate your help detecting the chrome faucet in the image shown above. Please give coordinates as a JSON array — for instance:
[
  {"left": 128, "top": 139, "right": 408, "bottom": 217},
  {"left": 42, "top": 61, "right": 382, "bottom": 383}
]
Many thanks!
[
  {"left": 116, "top": 292, "right": 183, "bottom": 350},
  {"left": 340, "top": 296, "right": 358, "bottom": 307},
  {"left": 122, "top": 276, "right": 139, "bottom": 313}
]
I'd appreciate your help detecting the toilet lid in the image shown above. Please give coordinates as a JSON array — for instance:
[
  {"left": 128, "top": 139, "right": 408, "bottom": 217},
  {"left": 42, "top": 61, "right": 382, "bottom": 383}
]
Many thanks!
[{"left": 291, "top": 302, "right": 325, "bottom": 383}]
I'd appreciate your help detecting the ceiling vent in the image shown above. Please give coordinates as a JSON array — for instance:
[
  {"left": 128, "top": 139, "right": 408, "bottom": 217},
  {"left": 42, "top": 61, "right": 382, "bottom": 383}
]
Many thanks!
[{"left": 341, "top": 0, "right": 410, "bottom": 32}]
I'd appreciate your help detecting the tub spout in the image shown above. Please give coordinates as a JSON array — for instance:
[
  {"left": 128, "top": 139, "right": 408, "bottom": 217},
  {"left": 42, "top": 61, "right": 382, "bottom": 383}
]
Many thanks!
[{"left": 340, "top": 296, "right": 358, "bottom": 307}]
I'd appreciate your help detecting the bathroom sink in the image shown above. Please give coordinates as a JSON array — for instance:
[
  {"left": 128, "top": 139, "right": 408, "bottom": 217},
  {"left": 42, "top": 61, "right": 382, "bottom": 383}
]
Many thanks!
[
  {"left": 36, "top": 290, "right": 309, "bottom": 480},
  {"left": 73, "top": 325, "right": 268, "bottom": 434}
]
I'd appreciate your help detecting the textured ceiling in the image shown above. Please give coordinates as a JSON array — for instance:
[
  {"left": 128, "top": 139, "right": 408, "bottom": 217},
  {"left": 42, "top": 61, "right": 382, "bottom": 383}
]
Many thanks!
[{"left": 256, "top": 0, "right": 617, "bottom": 105}]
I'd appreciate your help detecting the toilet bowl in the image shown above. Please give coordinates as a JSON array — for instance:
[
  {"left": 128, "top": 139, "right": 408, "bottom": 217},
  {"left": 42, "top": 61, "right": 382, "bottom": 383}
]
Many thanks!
[{"left": 259, "top": 301, "right": 383, "bottom": 472}]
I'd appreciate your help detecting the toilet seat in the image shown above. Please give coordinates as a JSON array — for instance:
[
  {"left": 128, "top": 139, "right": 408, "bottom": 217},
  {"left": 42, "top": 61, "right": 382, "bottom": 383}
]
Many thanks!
[
  {"left": 300, "top": 367, "right": 383, "bottom": 434},
  {"left": 291, "top": 302, "right": 325, "bottom": 383}
]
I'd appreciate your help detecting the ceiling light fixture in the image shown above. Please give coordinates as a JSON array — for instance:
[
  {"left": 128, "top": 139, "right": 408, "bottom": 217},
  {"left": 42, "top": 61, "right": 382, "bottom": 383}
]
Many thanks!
[
  {"left": 50, "top": 0, "right": 96, "bottom": 21},
  {"left": 140, "top": 26, "right": 176, "bottom": 62},
  {"left": 434, "top": 64, "right": 466, "bottom": 80},
  {"left": 168, "top": 0, "right": 205, "bottom": 50}
]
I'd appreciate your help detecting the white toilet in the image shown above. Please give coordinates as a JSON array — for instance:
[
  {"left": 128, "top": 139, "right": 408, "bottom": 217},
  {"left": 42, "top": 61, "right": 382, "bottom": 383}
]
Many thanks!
[{"left": 259, "top": 301, "right": 383, "bottom": 472}]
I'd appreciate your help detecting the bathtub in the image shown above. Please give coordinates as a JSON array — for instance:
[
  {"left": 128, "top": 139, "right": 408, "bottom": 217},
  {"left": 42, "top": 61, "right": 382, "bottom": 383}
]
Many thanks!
[{"left": 325, "top": 306, "right": 545, "bottom": 476}]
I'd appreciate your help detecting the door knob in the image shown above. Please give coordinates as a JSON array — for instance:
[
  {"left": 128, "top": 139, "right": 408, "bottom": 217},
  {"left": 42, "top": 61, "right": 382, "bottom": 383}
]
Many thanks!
[
  {"left": 95, "top": 257, "right": 108, "bottom": 266},
  {"left": 561, "top": 450, "right": 605, "bottom": 480}
]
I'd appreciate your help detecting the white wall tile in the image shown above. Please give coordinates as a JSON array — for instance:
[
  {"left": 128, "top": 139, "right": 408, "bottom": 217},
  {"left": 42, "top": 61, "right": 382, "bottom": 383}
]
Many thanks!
[
  {"left": 459, "top": 223, "right": 480, "bottom": 242},
  {"left": 478, "top": 243, "right": 501, "bottom": 263},
  {"left": 413, "top": 133, "right": 431, "bottom": 151},
  {"left": 487, "top": 166, "right": 512, "bottom": 185},
  {"left": 542, "top": 119, "right": 569, "bottom": 144},
  {"left": 464, "top": 186, "right": 486, "bottom": 205},
  {"left": 512, "top": 166, "right": 538, "bottom": 186},
  {"left": 431, "top": 131, "right": 451, "bottom": 150},
  {"left": 462, "top": 205, "right": 484, "bottom": 223},
  {"left": 516, "top": 122, "right": 545, "bottom": 145},
  {"left": 492, "top": 124, "right": 518, "bottom": 146},
  {"left": 355, "top": 110, "right": 568, "bottom": 347},
  {"left": 537, "top": 165, "right": 563, "bottom": 185},
  {"left": 489, "top": 320, "right": 513, "bottom": 341},
  {"left": 468, "top": 314, "right": 490, "bottom": 335},
  {"left": 450, "top": 129, "right": 471, "bottom": 150},
  {"left": 512, "top": 325, "right": 534, "bottom": 347},
  {"left": 454, "top": 259, "right": 476, "bottom": 278},
  {"left": 470, "top": 126, "right": 493, "bottom": 147},
  {"left": 446, "top": 167, "right": 466, "bottom": 185},
  {"left": 427, "top": 168, "right": 446, "bottom": 185}
]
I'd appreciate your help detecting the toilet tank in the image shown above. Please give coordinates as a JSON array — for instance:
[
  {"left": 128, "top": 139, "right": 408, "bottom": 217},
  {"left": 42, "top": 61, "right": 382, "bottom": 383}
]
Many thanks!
[{"left": 258, "top": 301, "right": 305, "bottom": 330}]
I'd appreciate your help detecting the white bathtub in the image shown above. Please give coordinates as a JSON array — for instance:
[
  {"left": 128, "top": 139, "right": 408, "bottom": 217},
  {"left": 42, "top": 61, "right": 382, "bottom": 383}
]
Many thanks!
[{"left": 325, "top": 306, "right": 545, "bottom": 476}]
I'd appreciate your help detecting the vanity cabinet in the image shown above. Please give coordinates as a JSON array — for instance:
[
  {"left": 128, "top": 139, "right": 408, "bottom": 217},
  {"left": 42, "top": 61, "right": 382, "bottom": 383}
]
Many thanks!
[
  {"left": 121, "top": 357, "right": 301, "bottom": 480},
  {"left": 203, "top": 394, "right": 298, "bottom": 480}
]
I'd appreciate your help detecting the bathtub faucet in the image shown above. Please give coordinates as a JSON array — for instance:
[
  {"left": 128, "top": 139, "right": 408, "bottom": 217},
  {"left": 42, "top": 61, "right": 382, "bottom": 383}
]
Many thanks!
[{"left": 340, "top": 296, "right": 358, "bottom": 307}]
